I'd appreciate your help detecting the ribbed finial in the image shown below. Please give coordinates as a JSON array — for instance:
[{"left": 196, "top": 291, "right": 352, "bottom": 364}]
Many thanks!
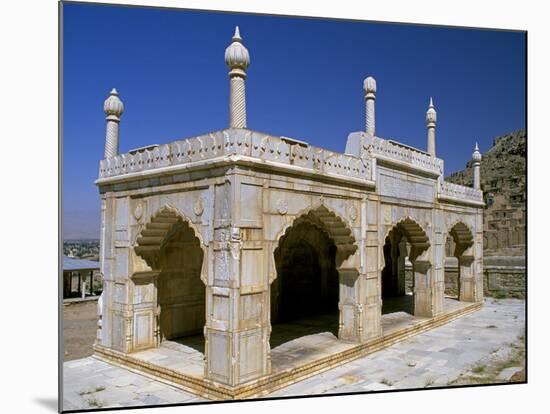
[
  {"left": 225, "top": 26, "right": 250, "bottom": 71},
  {"left": 104, "top": 88, "right": 124, "bottom": 118},
  {"left": 363, "top": 76, "right": 377, "bottom": 96},
  {"left": 426, "top": 97, "right": 437, "bottom": 125},
  {"left": 472, "top": 141, "right": 482, "bottom": 162}
]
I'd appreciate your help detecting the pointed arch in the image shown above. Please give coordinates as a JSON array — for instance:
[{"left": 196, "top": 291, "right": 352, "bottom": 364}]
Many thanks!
[
  {"left": 448, "top": 221, "right": 474, "bottom": 257},
  {"left": 134, "top": 205, "right": 206, "bottom": 272},
  {"left": 277, "top": 204, "right": 358, "bottom": 267},
  {"left": 385, "top": 217, "right": 430, "bottom": 261}
]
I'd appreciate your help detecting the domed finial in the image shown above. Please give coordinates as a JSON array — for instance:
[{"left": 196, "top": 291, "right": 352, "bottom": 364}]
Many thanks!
[
  {"left": 472, "top": 141, "right": 482, "bottom": 162},
  {"left": 363, "top": 76, "right": 377, "bottom": 96},
  {"left": 426, "top": 97, "right": 437, "bottom": 124},
  {"left": 104, "top": 88, "right": 124, "bottom": 118},
  {"left": 225, "top": 26, "right": 250, "bottom": 71}
]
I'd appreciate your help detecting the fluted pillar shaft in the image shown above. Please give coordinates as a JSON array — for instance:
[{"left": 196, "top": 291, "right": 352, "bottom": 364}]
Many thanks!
[
  {"left": 104, "top": 116, "right": 120, "bottom": 158},
  {"left": 427, "top": 125, "right": 436, "bottom": 156},
  {"left": 473, "top": 161, "right": 481, "bottom": 189},
  {"left": 229, "top": 70, "right": 247, "bottom": 128},
  {"left": 366, "top": 97, "right": 375, "bottom": 136}
]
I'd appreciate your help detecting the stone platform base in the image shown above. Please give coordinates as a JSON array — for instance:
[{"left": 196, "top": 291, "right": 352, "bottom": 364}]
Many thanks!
[{"left": 93, "top": 300, "right": 482, "bottom": 400}]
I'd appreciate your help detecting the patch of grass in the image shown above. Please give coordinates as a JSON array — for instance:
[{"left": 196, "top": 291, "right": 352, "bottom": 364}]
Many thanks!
[
  {"left": 86, "top": 397, "right": 103, "bottom": 408},
  {"left": 78, "top": 386, "right": 106, "bottom": 396},
  {"left": 491, "top": 290, "right": 508, "bottom": 299},
  {"left": 448, "top": 334, "right": 525, "bottom": 386},
  {"left": 380, "top": 378, "right": 394, "bottom": 386},
  {"left": 472, "top": 364, "right": 486, "bottom": 374}
]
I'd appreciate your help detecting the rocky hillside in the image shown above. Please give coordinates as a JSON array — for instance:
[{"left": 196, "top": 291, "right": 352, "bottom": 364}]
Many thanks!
[
  {"left": 447, "top": 129, "right": 526, "bottom": 256},
  {"left": 446, "top": 129, "right": 526, "bottom": 190}
]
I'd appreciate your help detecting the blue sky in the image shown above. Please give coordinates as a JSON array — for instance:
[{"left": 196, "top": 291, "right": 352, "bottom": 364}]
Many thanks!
[{"left": 62, "top": 2, "right": 525, "bottom": 239}]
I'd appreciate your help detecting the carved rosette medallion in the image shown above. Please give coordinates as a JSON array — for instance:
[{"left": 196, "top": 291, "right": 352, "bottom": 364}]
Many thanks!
[
  {"left": 194, "top": 197, "right": 204, "bottom": 216},
  {"left": 133, "top": 201, "right": 144, "bottom": 222},
  {"left": 277, "top": 199, "right": 288, "bottom": 215}
]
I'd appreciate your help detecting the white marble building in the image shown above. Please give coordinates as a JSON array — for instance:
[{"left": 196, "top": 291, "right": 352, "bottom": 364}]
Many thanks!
[{"left": 93, "top": 27, "right": 484, "bottom": 397}]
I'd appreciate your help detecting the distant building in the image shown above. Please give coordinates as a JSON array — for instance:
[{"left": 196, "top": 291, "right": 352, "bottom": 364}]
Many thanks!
[{"left": 63, "top": 256, "right": 101, "bottom": 299}]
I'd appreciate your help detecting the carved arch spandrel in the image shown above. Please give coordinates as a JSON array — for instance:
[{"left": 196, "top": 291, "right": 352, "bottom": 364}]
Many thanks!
[{"left": 133, "top": 205, "right": 208, "bottom": 284}]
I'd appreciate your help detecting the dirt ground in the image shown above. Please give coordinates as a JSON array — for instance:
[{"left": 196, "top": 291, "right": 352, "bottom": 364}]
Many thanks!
[{"left": 63, "top": 300, "right": 98, "bottom": 361}]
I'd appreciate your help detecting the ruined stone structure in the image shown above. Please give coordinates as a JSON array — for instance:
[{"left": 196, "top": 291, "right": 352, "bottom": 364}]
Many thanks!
[
  {"left": 93, "top": 28, "right": 485, "bottom": 398},
  {"left": 447, "top": 129, "right": 526, "bottom": 255},
  {"left": 445, "top": 130, "right": 526, "bottom": 297}
]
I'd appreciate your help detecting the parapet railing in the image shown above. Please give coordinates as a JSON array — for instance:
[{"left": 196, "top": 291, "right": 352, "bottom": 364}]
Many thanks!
[
  {"left": 438, "top": 180, "right": 484, "bottom": 204},
  {"left": 98, "top": 129, "right": 372, "bottom": 183},
  {"left": 366, "top": 135, "right": 444, "bottom": 176}
]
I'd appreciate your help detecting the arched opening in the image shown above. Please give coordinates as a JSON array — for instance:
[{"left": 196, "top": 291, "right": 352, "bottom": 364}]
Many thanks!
[
  {"left": 135, "top": 208, "right": 206, "bottom": 357},
  {"left": 270, "top": 205, "right": 357, "bottom": 350},
  {"left": 382, "top": 218, "right": 430, "bottom": 317},
  {"left": 157, "top": 219, "right": 205, "bottom": 351},
  {"left": 270, "top": 221, "right": 339, "bottom": 348},
  {"left": 445, "top": 222, "right": 475, "bottom": 302},
  {"left": 382, "top": 231, "right": 412, "bottom": 314},
  {"left": 443, "top": 235, "right": 459, "bottom": 298}
]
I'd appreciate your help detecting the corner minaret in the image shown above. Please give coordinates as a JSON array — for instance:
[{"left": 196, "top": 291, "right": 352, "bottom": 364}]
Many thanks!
[
  {"left": 363, "top": 76, "right": 377, "bottom": 136},
  {"left": 472, "top": 142, "right": 482, "bottom": 190},
  {"left": 426, "top": 97, "right": 437, "bottom": 156},
  {"left": 103, "top": 88, "right": 124, "bottom": 158},
  {"left": 225, "top": 26, "right": 250, "bottom": 129}
]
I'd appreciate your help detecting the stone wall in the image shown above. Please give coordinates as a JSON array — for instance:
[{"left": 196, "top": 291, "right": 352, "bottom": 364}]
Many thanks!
[
  {"left": 405, "top": 256, "right": 526, "bottom": 299},
  {"left": 482, "top": 256, "right": 526, "bottom": 298}
]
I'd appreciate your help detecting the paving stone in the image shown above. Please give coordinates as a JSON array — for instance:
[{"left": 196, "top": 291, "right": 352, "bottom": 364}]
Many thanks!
[{"left": 63, "top": 299, "right": 524, "bottom": 407}]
